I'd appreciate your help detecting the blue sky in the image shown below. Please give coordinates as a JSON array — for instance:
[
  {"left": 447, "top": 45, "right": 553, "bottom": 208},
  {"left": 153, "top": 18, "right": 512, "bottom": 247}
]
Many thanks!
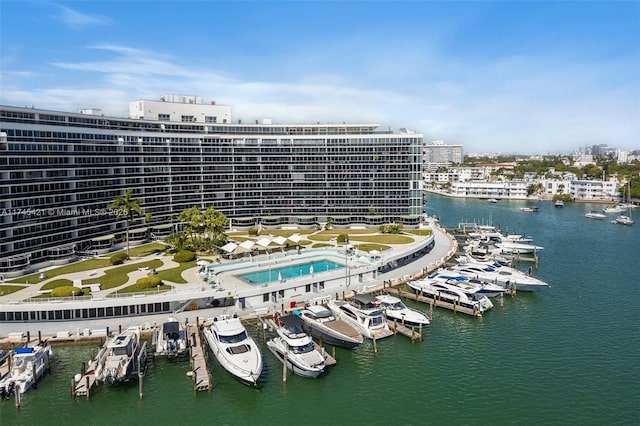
[{"left": 1, "top": 1, "right": 639, "bottom": 154}]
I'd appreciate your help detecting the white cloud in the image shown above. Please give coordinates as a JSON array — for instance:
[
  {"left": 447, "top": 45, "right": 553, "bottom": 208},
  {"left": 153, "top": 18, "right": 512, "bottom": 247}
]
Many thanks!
[{"left": 53, "top": 5, "right": 111, "bottom": 29}]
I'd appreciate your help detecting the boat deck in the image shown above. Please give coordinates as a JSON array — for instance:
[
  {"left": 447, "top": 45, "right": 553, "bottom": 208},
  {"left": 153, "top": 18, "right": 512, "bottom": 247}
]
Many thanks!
[{"left": 324, "top": 320, "right": 362, "bottom": 341}]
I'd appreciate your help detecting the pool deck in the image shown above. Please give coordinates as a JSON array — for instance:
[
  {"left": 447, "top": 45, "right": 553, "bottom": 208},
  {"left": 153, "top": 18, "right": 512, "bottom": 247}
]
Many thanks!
[{"left": 0, "top": 220, "right": 457, "bottom": 336}]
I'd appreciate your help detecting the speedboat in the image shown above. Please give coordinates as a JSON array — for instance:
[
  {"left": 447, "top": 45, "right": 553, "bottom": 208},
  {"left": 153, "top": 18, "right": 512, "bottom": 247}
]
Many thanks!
[
  {"left": 520, "top": 206, "right": 540, "bottom": 212},
  {"left": 327, "top": 294, "right": 394, "bottom": 340},
  {"left": 294, "top": 305, "right": 363, "bottom": 349},
  {"left": 0, "top": 343, "right": 53, "bottom": 399},
  {"left": 448, "top": 262, "right": 549, "bottom": 292},
  {"left": 266, "top": 315, "right": 325, "bottom": 379},
  {"left": 407, "top": 279, "right": 494, "bottom": 313},
  {"left": 374, "top": 294, "right": 430, "bottom": 328},
  {"left": 585, "top": 210, "right": 607, "bottom": 220},
  {"left": 203, "top": 315, "right": 262, "bottom": 386},
  {"left": 95, "top": 326, "right": 141, "bottom": 384},
  {"left": 428, "top": 270, "right": 507, "bottom": 298},
  {"left": 554, "top": 200, "right": 564, "bottom": 208},
  {"left": 154, "top": 317, "right": 187, "bottom": 358}
]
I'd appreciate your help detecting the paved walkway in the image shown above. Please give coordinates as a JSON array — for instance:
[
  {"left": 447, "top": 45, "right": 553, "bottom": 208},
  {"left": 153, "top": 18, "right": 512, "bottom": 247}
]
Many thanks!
[{"left": 0, "top": 221, "right": 458, "bottom": 336}]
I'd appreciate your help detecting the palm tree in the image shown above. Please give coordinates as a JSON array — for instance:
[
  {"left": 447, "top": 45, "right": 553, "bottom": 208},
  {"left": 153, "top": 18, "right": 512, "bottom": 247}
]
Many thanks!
[{"left": 109, "top": 189, "right": 144, "bottom": 259}]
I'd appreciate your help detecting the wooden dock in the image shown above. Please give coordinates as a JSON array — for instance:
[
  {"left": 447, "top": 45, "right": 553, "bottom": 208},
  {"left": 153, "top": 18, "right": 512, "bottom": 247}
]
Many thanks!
[
  {"left": 187, "top": 323, "right": 211, "bottom": 392},
  {"left": 72, "top": 358, "right": 98, "bottom": 398},
  {"left": 387, "top": 320, "right": 423, "bottom": 341}
]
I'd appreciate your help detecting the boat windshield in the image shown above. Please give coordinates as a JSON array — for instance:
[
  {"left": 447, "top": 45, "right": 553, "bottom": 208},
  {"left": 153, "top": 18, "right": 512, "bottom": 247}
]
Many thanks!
[
  {"left": 290, "top": 342, "right": 314, "bottom": 354},
  {"left": 220, "top": 331, "right": 248, "bottom": 344}
]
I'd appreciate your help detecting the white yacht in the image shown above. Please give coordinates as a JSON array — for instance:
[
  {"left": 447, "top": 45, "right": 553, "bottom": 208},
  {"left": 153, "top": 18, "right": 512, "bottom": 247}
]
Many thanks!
[
  {"left": 0, "top": 343, "right": 52, "bottom": 399},
  {"left": 266, "top": 315, "right": 326, "bottom": 379},
  {"left": 449, "top": 262, "right": 549, "bottom": 292},
  {"left": 154, "top": 317, "right": 188, "bottom": 358},
  {"left": 613, "top": 214, "right": 634, "bottom": 226},
  {"left": 294, "top": 305, "right": 363, "bottom": 349},
  {"left": 327, "top": 294, "right": 394, "bottom": 340},
  {"left": 585, "top": 210, "right": 607, "bottom": 220},
  {"left": 374, "top": 294, "right": 430, "bottom": 328},
  {"left": 428, "top": 270, "right": 507, "bottom": 298},
  {"left": 95, "top": 326, "right": 141, "bottom": 384},
  {"left": 203, "top": 315, "right": 263, "bottom": 386},
  {"left": 407, "top": 279, "right": 494, "bottom": 313}
]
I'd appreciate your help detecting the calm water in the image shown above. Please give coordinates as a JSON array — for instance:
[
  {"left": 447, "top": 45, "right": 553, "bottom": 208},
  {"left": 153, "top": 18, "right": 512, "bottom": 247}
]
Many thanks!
[
  {"left": 238, "top": 260, "right": 344, "bottom": 285},
  {"left": 2, "top": 195, "right": 638, "bottom": 425}
]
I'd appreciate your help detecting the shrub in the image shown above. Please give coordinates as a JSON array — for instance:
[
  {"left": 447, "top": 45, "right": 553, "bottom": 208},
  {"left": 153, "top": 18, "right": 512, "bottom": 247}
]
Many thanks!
[
  {"left": 110, "top": 252, "right": 128, "bottom": 265},
  {"left": 380, "top": 224, "right": 403, "bottom": 234},
  {"left": 336, "top": 234, "right": 349, "bottom": 243},
  {"left": 248, "top": 227, "right": 259, "bottom": 236},
  {"left": 135, "top": 275, "right": 163, "bottom": 290},
  {"left": 173, "top": 249, "right": 195, "bottom": 263},
  {"left": 51, "top": 286, "right": 84, "bottom": 297}
]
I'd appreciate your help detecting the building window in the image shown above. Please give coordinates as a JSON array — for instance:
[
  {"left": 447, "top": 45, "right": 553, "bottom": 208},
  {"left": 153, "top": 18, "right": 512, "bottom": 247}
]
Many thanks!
[
  {"left": 205, "top": 116, "right": 217, "bottom": 123},
  {"left": 181, "top": 115, "right": 194, "bottom": 122},
  {"left": 158, "top": 114, "right": 170, "bottom": 121}
]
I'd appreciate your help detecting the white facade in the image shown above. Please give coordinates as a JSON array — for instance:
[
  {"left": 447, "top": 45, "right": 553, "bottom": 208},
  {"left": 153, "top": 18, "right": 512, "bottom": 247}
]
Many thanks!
[
  {"left": 570, "top": 180, "right": 619, "bottom": 201},
  {"left": 129, "top": 94, "right": 232, "bottom": 124},
  {"left": 423, "top": 140, "right": 463, "bottom": 164},
  {"left": 449, "top": 181, "right": 529, "bottom": 199}
]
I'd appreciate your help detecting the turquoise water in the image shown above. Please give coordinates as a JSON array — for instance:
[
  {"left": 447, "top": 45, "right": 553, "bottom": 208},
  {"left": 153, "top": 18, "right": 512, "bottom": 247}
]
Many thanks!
[
  {"left": 1, "top": 195, "right": 638, "bottom": 425},
  {"left": 237, "top": 260, "right": 344, "bottom": 285}
]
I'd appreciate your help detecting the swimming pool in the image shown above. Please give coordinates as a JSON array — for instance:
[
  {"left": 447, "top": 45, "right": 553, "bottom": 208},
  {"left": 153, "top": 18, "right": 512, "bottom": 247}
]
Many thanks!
[{"left": 237, "top": 260, "right": 344, "bottom": 285}]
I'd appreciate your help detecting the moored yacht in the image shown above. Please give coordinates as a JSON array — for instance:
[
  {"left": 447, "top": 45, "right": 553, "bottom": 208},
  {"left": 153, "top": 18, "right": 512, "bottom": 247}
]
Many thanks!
[
  {"left": 374, "top": 294, "right": 430, "bottom": 328},
  {"left": 0, "top": 343, "right": 53, "bottom": 399},
  {"left": 407, "top": 279, "right": 494, "bottom": 313},
  {"left": 428, "top": 270, "right": 507, "bottom": 298},
  {"left": 203, "top": 315, "right": 262, "bottom": 386},
  {"left": 266, "top": 315, "right": 326, "bottom": 379},
  {"left": 448, "top": 262, "right": 549, "bottom": 292},
  {"left": 294, "top": 305, "right": 363, "bottom": 349},
  {"left": 327, "top": 294, "right": 394, "bottom": 340}
]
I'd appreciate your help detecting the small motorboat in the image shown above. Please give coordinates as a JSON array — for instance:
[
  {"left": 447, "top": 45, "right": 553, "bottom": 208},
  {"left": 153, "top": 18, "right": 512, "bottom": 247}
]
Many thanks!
[
  {"left": 94, "top": 327, "right": 141, "bottom": 384},
  {"left": 154, "top": 317, "right": 188, "bottom": 358},
  {"left": 0, "top": 343, "right": 53, "bottom": 400}
]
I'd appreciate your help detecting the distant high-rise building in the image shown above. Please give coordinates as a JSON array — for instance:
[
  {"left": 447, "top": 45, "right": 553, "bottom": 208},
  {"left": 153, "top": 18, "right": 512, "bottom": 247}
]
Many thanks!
[{"left": 423, "top": 140, "right": 463, "bottom": 171}]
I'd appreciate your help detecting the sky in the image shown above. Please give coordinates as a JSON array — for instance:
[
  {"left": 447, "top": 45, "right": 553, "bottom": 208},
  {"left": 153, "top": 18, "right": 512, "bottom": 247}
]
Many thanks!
[{"left": 1, "top": 1, "right": 639, "bottom": 154}]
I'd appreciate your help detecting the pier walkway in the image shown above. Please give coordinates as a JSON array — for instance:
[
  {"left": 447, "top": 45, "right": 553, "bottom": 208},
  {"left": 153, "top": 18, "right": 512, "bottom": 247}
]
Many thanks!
[{"left": 187, "top": 322, "right": 211, "bottom": 392}]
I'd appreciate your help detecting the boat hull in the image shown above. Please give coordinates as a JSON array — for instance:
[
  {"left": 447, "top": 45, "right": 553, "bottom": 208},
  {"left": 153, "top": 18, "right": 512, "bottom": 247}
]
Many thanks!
[{"left": 266, "top": 339, "right": 324, "bottom": 379}]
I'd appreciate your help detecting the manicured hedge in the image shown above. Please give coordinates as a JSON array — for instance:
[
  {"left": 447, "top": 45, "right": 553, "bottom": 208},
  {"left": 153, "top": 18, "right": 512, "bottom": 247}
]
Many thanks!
[
  {"left": 135, "top": 276, "right": 163, "bottom": 290},
  {"left": 173, "top": 250, "right": 195, "bottom": 263},
  {"left": 51, "top": 286, "right": 84, "bottom": 297},
  {"left": 110, "top": 252, "right": 129, "bottom": 265}
]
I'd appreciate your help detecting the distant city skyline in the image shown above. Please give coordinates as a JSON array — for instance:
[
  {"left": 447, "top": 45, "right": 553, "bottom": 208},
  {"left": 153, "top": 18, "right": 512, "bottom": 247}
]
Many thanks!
[{"left": 1, "top": 1, "right": 638, "bottom": 153}]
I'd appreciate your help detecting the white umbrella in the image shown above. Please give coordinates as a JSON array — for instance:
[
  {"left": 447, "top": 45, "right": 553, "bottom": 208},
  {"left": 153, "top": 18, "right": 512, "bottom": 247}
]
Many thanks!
[
  {"left": 239, "top": 240, "right": 256, "bottom": 251},
  {"left": 278, "top": 271, "right": 282, "bottom": 281},
  {"left": 287, "top": 234, "right": 303, "bottom": 243},
  {"left": 369, "top": 250, "right": 381, "bottom": 257},
  {"left": 272, "top": 236, "right": 287, "bottom": 246},
  {"left": 255, "top": 237, "right": 273, "bottom": 249},
  {"left": 309, "top": 265, "right": 314, "bottom": 275},
  {"left": 221, "top": 242, "right": 238, "bottom": 253},
  {"left": 196, "top": 260, "right": 210, "bottom": 266}
]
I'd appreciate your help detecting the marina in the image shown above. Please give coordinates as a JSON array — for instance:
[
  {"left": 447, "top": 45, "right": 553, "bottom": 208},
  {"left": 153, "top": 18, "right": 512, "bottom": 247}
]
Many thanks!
[{"left": 0, "top": 196, "right": 637, "bottom": 424}]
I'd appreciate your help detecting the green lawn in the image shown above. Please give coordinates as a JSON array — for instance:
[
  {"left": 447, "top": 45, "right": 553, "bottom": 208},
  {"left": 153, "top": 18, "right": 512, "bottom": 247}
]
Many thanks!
[
  {"left": 41, "top": 278, "right": 74, "bottom": 290},
  {"left": 0, "top": 285, "right": 27, "bottom": 296},
  {"left": 83, "top": 259, "right": 164, "bottom": 290},
  {"left": 157, "top": 261, "right": 196, "bottom": 284}
]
